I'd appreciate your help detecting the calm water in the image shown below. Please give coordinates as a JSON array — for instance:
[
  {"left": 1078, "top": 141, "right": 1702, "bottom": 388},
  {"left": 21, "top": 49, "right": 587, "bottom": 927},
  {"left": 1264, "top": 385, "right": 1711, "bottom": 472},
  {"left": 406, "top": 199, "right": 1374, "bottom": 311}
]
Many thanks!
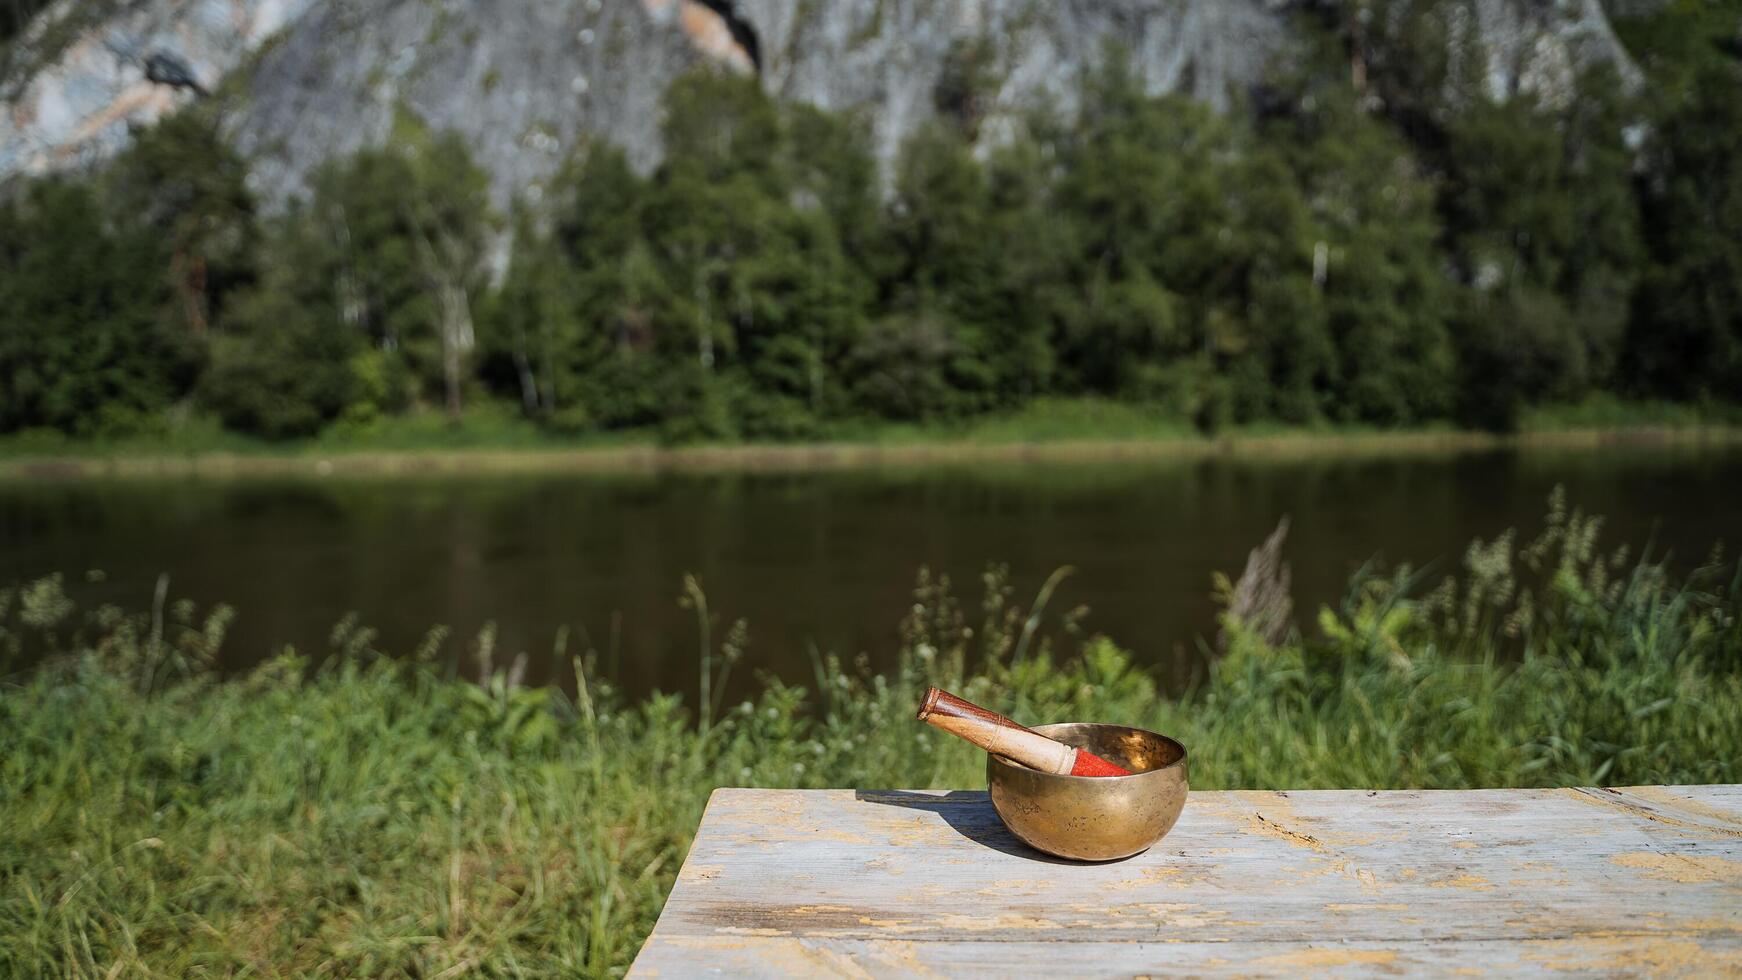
[{"left": 4, "top": 445, "right": 1740, "bottom": 698}]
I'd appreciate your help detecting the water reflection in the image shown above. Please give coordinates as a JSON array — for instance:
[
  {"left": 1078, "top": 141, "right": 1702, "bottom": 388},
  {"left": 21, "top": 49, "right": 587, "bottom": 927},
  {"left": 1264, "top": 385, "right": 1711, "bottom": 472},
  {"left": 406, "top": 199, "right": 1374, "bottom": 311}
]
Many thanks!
[{"left": 2, "top": 445, "right": 1738, "bottom": 698}]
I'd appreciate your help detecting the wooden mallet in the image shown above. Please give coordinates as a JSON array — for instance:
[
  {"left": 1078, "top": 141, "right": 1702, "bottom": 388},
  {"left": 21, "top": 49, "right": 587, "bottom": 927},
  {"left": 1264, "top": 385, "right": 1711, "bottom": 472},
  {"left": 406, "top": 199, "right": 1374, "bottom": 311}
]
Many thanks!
[{"left": 916, "top": 686, "right": 1132, "bottom": 777}]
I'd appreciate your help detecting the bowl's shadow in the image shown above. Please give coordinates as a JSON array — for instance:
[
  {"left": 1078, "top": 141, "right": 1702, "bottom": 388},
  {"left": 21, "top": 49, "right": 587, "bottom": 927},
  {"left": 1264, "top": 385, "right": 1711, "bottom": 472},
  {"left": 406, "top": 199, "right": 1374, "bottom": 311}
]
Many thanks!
[{"left": 853, "top": 789, "right": 1125, "bottom": 865}]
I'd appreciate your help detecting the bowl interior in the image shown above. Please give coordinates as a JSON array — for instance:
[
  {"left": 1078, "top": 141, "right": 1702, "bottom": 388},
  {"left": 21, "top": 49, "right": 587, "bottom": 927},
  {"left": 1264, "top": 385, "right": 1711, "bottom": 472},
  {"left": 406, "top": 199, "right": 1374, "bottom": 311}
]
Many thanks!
[{"left": 1027, "top": 722, "right": 1186, "bottom": 777}]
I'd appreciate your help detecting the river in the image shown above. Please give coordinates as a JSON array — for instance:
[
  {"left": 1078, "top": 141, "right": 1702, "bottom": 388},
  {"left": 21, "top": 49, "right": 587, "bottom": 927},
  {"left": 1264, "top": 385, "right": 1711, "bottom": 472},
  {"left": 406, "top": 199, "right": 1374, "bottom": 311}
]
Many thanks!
[{"left": 3, "top": 443, "right": 1739, "bottom": 698}]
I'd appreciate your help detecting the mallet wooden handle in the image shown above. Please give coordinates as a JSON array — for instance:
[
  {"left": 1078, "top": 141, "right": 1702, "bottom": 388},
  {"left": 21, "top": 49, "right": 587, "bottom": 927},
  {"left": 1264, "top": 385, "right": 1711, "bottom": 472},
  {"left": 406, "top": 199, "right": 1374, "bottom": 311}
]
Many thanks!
[{"left": 916, "top": 687, "right": 1130, "bottom": 777}]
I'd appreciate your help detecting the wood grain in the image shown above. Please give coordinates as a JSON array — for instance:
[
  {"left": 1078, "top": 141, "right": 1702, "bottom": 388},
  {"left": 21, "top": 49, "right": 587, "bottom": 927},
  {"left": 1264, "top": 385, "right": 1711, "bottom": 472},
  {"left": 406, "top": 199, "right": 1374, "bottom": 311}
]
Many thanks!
[{"left": 630, "top": 785, "right": 1742, "bottom": 977}]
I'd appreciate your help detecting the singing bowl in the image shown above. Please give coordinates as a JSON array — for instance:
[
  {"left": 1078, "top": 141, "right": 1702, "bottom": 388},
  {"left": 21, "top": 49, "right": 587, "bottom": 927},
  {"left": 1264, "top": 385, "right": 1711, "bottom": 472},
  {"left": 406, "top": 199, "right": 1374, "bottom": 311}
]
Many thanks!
[{"left": 987, "top": 722, "right": 1188, "bottom": 862}]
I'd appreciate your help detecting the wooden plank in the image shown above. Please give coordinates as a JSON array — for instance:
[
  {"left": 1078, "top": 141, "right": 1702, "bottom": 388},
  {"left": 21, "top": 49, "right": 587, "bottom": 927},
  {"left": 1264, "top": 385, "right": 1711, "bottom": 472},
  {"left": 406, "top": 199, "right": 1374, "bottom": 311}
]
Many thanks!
[{"left": 631, "top": 786, "right": 1742, "bottom": 977}]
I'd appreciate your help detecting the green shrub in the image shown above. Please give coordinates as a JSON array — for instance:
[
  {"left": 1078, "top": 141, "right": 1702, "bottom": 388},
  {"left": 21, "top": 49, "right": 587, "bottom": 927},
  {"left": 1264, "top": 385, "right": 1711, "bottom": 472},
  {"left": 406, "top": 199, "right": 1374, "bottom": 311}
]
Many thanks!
[{"left": 1, "top": 499, "right": 1739, "bottom": 973}]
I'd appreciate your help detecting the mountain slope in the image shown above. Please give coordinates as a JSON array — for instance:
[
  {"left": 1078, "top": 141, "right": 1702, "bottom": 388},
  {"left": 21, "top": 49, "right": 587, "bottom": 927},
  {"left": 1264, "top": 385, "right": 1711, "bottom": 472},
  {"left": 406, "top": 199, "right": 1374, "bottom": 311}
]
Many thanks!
[{"left": 3, "top": 0, "right": 1642, "bottom": 209}]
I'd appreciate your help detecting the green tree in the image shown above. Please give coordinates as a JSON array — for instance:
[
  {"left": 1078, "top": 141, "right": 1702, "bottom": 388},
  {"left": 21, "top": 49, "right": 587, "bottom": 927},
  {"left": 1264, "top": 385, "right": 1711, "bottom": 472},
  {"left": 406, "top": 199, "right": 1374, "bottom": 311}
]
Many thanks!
[
  {"left": 1558, "top": 67, "right": 1645, "bottom": 385},
  {"left": 548, "top": 146, "right": 670, "bottom": 429},
  {"left": 485, "top": 73, "right": 885, "bottom": 439},
  {"left": 105, "top": 110, "right": 258, "bottom": 337},
  {"left": 641, "top": 70, "right": 873, "bottom": 436},
  {"left": 1438, "top": 76, "right": 1645, "bottom": 424},
  {"left": 201, "top": 121, "right": 490, "bottom": 437},
  {"left": 873, "top": 121, "right": 999, "bottom": 415},
  {"left": 977, "top": 128, "right": 1070, "bottom": 401},
  {"left": 1053, "top": 58, "right": 1330, "bottom": 427},
  {"left": 0, "top": 179, "right": 199, "bottom": 435},
  {"left": 202, "top": 298, "right": 361, "bottom": 440},
  {"left": 202, "top": 210, "right": 370, "bottom": 439},
  {"left": 1271, "top": 91, "right": 1454, "bottom": 424},
  {"left": 784, "top": 103, "right": 883, "bottom": 269},
  {"left": 299, "top": 118, "right": 494, "bottom": 419},
  {"left": 1626, "top": 62, "right": 1742, "bottom": 398},
  {"left": 482, "top": 152, "right": 665, "bottom": 432},
  {"left": 646, "top": 70, "right": 783, "bottom": 383},
  {"left": 481, "top": 209, "right": 566, "bottom": 420},
  {"left": 1052, "top": 62, "right": 1193, "bottom": 395}
]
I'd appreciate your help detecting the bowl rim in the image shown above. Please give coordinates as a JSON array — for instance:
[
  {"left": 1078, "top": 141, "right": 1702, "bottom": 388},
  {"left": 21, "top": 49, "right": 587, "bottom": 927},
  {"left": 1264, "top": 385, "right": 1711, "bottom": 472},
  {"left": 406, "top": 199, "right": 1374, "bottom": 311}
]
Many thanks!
[{"left": 987, "top": 721, "right": 1189, "bottom": 781}]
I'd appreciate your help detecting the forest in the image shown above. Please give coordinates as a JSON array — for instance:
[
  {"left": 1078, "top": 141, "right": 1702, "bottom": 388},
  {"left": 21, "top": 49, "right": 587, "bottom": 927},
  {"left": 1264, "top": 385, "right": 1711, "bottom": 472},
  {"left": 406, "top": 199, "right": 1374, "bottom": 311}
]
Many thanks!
[
  {"left": 2, "top": 8, "right": 1739, "bottom": 444},
  {"left": 5, "top": 5, "right": 1742, "bottom": 971}
]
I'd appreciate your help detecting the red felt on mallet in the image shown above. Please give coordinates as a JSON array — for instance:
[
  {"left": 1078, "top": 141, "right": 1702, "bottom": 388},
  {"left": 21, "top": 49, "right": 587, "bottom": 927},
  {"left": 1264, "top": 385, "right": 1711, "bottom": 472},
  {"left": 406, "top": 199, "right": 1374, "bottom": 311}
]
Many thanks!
[{"left": 916, "top": 686, "right": 1133, "bottom": 777}]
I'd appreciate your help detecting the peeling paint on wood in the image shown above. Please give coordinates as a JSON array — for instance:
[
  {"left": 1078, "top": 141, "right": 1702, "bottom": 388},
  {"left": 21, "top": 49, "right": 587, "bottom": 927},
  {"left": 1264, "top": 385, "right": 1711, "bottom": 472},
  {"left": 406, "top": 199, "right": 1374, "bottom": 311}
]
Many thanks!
[
  {"left": 1610, "top": 851, "right": 1742, "bottom": 883},
  {"left": 631, "top": 786, "right": 1742, "bottom": 977}
]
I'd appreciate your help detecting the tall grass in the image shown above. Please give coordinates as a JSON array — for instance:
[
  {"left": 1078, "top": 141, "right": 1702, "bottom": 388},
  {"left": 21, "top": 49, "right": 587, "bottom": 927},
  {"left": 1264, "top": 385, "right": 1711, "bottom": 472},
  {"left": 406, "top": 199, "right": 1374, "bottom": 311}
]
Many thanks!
[{"left": 2, "top": 494, "right": 1739, "bottom": 975}]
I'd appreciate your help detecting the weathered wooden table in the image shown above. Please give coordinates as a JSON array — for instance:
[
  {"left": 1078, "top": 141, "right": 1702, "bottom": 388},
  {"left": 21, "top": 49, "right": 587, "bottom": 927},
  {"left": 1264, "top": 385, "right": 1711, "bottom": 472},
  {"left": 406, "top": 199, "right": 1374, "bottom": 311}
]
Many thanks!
[{"left": 631, "top": 786, "right": 1742, "bottom": 977}]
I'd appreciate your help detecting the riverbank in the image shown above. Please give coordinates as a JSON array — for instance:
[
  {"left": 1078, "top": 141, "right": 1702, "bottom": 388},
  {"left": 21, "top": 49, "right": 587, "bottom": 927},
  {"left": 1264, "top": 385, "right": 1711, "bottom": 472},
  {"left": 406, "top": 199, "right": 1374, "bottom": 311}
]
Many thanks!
[
  {"left": 4, "top": 397, "right": 1741, "bottom": 480},
  {"left": 3, "top": 508, "right": 1740, "bottom": 974}
]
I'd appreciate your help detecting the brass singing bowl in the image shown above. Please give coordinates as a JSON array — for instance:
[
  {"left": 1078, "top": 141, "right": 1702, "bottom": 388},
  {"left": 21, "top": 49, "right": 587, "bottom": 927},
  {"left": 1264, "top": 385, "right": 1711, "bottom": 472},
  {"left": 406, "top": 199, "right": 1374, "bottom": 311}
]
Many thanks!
[{"left": 987, "top": 722, "right": 1188, "bottom": 862}]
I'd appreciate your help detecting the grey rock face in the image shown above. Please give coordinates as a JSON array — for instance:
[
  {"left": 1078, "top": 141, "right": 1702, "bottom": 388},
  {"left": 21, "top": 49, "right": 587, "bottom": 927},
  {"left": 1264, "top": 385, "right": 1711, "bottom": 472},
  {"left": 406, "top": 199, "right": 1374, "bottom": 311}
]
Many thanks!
[
  {"left": 2, "top": 0, "right": 317, "bottom": 177},
  {"left": 3, "top": 0, "right": 1644, "bottom": 209},
  {"left": 230, "top": 0, "right": 710, "bottom": 209},
  {"left": 744, "top": 0, "right": 1298, "bottom": 171},
  {"left": 1447, "top": 0, "right": 1642, "bottom": 102}
]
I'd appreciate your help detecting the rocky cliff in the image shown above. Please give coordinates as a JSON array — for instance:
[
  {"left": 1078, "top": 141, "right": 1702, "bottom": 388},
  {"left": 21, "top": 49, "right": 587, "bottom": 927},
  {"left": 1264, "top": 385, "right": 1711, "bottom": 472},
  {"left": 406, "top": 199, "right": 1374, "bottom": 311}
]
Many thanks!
[{"left": 2, "top": 0, "right": 1642, "bottom": 209}]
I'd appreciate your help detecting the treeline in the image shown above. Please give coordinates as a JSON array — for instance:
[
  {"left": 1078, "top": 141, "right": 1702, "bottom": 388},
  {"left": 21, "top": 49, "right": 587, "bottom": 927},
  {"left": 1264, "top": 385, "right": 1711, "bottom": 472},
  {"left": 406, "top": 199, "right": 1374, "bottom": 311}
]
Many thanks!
[{"left": 2, "top": 17, "right": 1739, "bottom": 442}]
